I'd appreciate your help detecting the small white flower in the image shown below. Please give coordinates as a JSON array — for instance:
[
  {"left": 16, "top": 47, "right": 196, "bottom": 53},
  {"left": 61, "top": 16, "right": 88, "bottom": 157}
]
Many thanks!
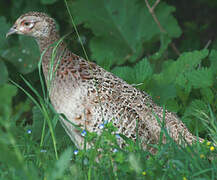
[
  {"left": 81, "top": 130, "right": 87, "bottom": 137},
  {"left": 18, "top": 58, "right": 23, "bottom": 62},
  {"left": 27, "top": 129, "right": 32, "bottom": 134},
  {"left": 99, "top": 124, "right": 104, "bottom": 129},
  {"left": 74, "top": 149, "right": 79, "bottom": 155},
  {"left": 115, "top": 134, "right": 120, "bottom": 139},
  {"left": 40, "top": 149, "right": 47, "bottom": 153},
  {"left": 113, "top": 148, "right": 118, "bottom": 153}
]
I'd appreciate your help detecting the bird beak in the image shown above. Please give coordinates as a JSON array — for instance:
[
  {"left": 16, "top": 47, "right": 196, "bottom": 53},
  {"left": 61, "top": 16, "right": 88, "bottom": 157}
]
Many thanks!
[{"left": 6, "top": 26, "right": 18, "bottom": 38}]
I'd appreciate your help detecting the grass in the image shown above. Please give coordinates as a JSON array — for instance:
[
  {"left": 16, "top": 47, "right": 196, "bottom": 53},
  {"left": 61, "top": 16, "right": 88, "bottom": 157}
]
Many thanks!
[
  {"left": 0, "top": 2, "right": 217, "bottom": 180},
  {"left": 0, "top": 105, "right": 217, "bottom": 180}
]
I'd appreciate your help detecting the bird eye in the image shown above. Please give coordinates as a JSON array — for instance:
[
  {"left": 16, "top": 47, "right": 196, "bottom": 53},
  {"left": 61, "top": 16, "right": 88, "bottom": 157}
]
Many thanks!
[{"left": 24, "top": 22, "right": 30, "bottom": 26}]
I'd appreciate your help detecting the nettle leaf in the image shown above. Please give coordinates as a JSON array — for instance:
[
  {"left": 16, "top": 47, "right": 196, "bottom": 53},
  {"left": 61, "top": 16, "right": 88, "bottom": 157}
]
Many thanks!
[
  {"left": 90, "top": 36, "right": 129, "bottom": 70},
  {"left": 149, "top": 49, "right": 209, "bottom": 104},
  {"left": 69, "top": 0, "right": 181, "bottom": 67},
  {"left": 188, "top": 68, "right": 213, "bottom": 89},
  {"left": 112, "top": 58, "right": 153, "bottom": 84},
  {"left": 2, "top": 36, "right": 39, "bottom": 74},
  {"left": 112, "top": 66, "right": 134, "bottom": 84},
  {"left": 134, "top": 58, "right": 153, "bottom": 83},
  {"left": 200, "top": 88, "right": 214, "bottom": 104},
  {"left": 176, "top": 68, "right": 213, "bottom": 93},
  {"left": 149, "top": 82, "right": 177, "bottom": 104},
  {"left": 155, "top": 49, "right": 209, "bottom": 84},
  {"left": 182, "top": 100, "right": 209, "bottom": 133}
]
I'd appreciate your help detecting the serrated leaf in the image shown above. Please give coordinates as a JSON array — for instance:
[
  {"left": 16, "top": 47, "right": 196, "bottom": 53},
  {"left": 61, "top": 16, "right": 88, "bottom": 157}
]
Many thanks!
[
  {"left": 200, "top": 88, "right": 214, "bottom": 104},
  {"left": 149, "top": 82, "right": 176, "bottom": 104},
  {"left": 112, "top": 58, "right": 153, "bottom": 84},
  {"left": 90, "top": 36, "right": 129, "bottom": 70},
  {"left": 134, "top": 58, "right": 153, "bottom": 83},
  {"left": 112, "top": 66, "right": 135, "bottom": 84},
  {"left": 182, "top": 100, "right": 209, "bottom": 133},
  {"left": 188, "top": 68, "right": 213, "bottom": 89},
  {"left": 2, "top": 36, "right": 39, "bottom": 74},
  {"left": 159, "top": 49, "right": 209, "bottom": 84},
  {"left": 70, "top": 0, "right": 181, "bottom": 66},
  {"left": 0, "top": 60, "right": 8, "bottom": 85},
  {"left": 166, "top": 99, "right": 180, "bottom": 113}
]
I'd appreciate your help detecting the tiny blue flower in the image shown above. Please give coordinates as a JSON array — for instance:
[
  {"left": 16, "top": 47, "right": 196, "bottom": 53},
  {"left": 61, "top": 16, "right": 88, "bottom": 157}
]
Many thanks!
[
  {"left": 74, "top": 149, "right": 79, "bottom": 155},
  {"left": 115, "top": 134, "right": 121, "bottom": 139},
  {"left": 40, "top": 149, "right": 47, "bottom": 153},
  {"left": 27, "top": 129, "right": 32, "bottom": 134},
  {"left": 81, "top": 130, "right": 87, "bottom": 137},
  {"left": 113, "top": 148, "right": 118, "bottom": 153},
  {"left": 99, "top": 123, "right": 104, "bottom": 129},
  {"left": 104, "top": 120, "right": 108, "bottom": 124}
]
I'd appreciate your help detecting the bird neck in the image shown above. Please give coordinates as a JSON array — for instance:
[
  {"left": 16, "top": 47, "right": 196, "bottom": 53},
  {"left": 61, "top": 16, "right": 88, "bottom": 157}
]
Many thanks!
[
  {"left": 36, "top": 31, "right": 61, "bottom": 53},
  {"left": 35, "top": 31, "right": 68, "bottom": 80}
]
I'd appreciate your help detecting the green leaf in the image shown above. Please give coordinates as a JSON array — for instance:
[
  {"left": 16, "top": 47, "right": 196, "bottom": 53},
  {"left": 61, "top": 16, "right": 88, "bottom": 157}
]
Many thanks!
[
  {"left": 29, "top": 106, "right": 44, "bottom": 141},
  {"left": 200, "top": 88, "right": 214, "bottom": 104},
  {"left": 0, "top": 16, "right": 10, "bottom": 51},
  {"left": 134, "top": 58, "right": 153, "bottom": 83},
  {"left": 112, "top": 58, "right": 153, "bottom": 84},
  {"left": 166, "top": 99, "right": 180, "bottom": 113},
  {"left": 188, "top": 68, "right": 213, "bottom": 89},
  {"left": 182, "top": 100, "right": 208, "bottom": 133},
  {"left": 112, "top": 66, "right": 134, "bottom": 84},
  {"left": 40, "top": 0, "right": 58, "bottom": 5},
  {"left": 0, "top": 60, "right": 8, "bottom": 85},
  {"left": 0, "top": 142, "right": 22, "bottom": 168},
  {"left": 149, "top": 49, "right": 209, "bottom": 104},
  {"left": 151, "top": 34, "right": 172, "bottom": 60},
  {"left": 70, "top": 0, "right": 181, "bottom": 66},
  {"left": 90, "top": 36, "right": 129, "bottom": 70},
  {"left": 176, "top": 68, "right": 213, "bottom": 91},
  {"left": 2, "top": 36, "right": 39, "bottom": 74},
  {"left": 149, "top": 82, "right": 176, "bottom": 104},
  {"left": 209, "top": 49, "right": 217, "bottom": 74},
  {"left": 155, "top": 49, "right": 209, "bottom": 84},
  {"left": 49, "top": 148, "right": 73, "bottom": 179}
]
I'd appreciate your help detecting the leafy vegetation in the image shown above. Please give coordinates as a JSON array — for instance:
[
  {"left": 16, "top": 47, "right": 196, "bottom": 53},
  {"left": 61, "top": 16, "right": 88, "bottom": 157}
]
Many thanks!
[{"left": 0, "top": 0, "right": 217, "bottom": 179}]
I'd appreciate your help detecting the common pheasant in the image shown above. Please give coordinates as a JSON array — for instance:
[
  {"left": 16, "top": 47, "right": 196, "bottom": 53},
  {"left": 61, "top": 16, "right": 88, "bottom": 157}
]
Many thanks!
[{"left": 7, "top": 12, "right": 203, "bottom": 150}]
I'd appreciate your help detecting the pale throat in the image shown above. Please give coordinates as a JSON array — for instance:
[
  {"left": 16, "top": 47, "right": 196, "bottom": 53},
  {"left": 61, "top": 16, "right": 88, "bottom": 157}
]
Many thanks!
[{"left": 35, "top": 32, "right": 60, "bottom": 54}]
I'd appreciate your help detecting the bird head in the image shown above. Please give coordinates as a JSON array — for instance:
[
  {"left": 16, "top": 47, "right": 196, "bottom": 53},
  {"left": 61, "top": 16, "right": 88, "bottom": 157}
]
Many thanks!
[{"left": 6, "top": 12, "right": 56, "bottom": 39}]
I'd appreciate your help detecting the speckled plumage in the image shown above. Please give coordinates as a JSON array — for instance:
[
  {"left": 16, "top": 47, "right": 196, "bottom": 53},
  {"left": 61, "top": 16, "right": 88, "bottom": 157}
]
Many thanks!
[{"left": 8, "top": 12, "right": 203, "bottom": 151}]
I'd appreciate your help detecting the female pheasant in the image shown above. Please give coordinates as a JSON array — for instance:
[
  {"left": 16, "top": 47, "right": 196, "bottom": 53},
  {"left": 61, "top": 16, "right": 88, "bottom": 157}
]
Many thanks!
[{"left": 7, "top": 12, "right": 203, "bottom": 150}]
